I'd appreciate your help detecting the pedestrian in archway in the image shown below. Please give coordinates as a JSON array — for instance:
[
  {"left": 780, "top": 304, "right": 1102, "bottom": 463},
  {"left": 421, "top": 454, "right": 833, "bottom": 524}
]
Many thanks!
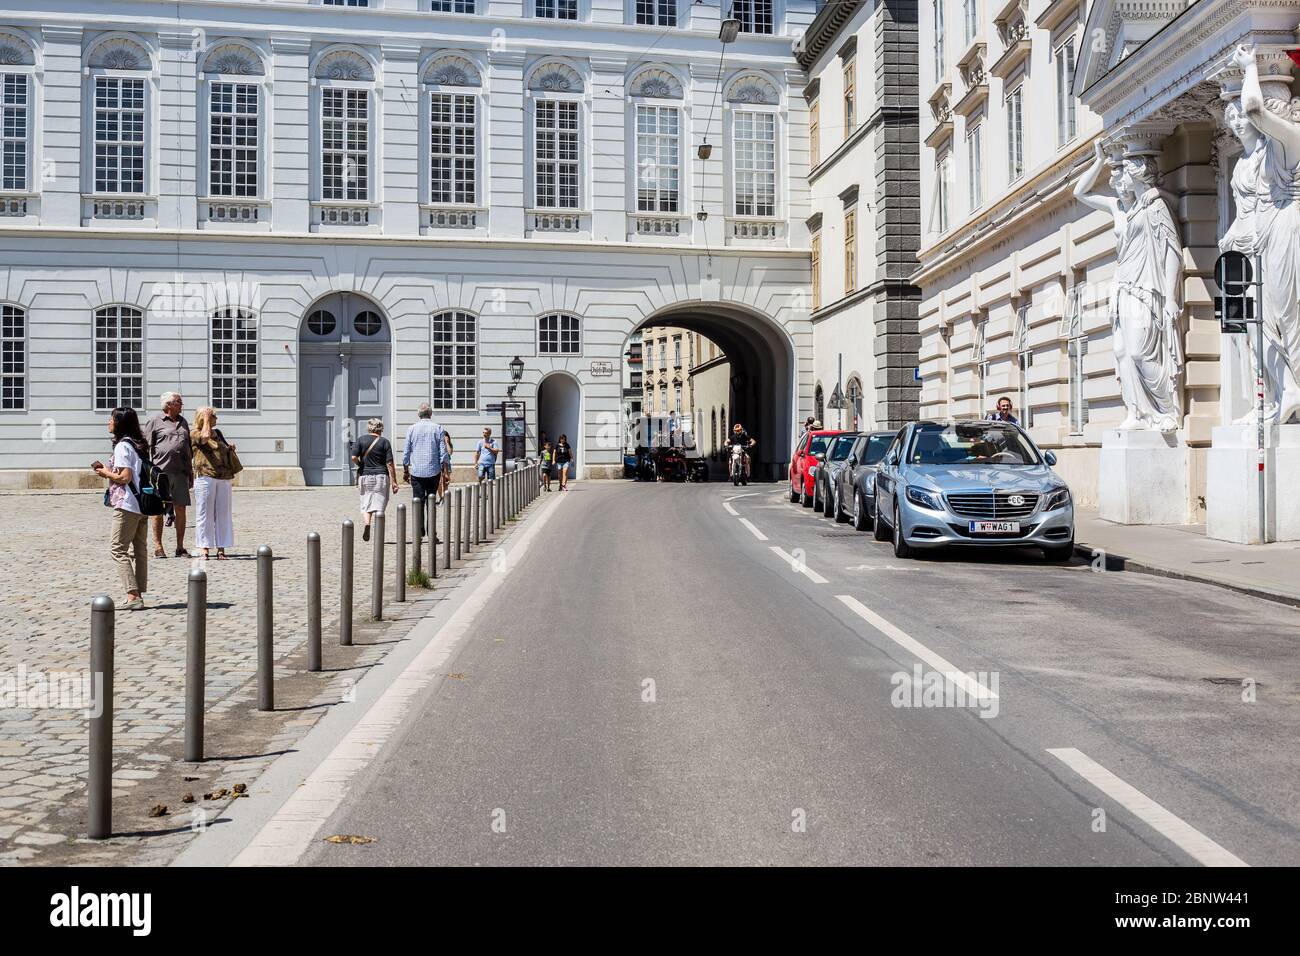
[
  {"left": 554, "top": 434, "right": 573, "bottom": 490},
  {"left": 353, "top": 418, "right": 398, "bottom": 542},
  {"left": 540, "top": 441, "right": 554, "bottom": 492}
]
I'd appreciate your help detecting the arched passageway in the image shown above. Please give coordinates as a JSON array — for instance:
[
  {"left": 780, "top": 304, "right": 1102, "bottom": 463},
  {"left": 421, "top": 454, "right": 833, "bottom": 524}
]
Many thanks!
[{"left": 538, "top": 371, "right": 582, "bottom": 479}]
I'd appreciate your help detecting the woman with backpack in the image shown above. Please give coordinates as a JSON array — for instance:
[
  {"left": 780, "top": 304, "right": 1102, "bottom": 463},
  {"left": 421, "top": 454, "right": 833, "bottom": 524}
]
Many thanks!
[
  {"left": 352, "top": 418, "right": 398, "bottom": 542},
  {"left": 191, "top": 406, "right": 239, "bottom": 560},
  {"left": 91, "top": 406, "right": 151, "bottom": 610}
]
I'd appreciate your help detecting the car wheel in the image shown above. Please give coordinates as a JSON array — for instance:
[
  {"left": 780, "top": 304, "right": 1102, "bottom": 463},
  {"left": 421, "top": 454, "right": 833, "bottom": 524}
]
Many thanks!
[
  {"left": 834, "top": 487, "right": 849, "bottom": 523},
  {"left": 873, "top": 497, "right": 891, "bottom": 541},
  {"left": 1042, "top": 540, "right": 1075, "bottom": 562},
  {"left": 851, "top": 492, "right": 868, "bottom": 531},
  {"left": 789, "top": 481, "right": 799, "bottom": 503},
  {"left": 801, "top": 482, "right": 812, "bottom": 508},
  {"left": 892, "top": 501, "right": 914, "bottom": 559}
]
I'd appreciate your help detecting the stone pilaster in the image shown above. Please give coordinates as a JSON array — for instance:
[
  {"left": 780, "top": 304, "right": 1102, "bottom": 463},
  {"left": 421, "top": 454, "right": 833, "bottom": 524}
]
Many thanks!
[{"left": 269, "top": 35, "right": 311, "bottom": 233}]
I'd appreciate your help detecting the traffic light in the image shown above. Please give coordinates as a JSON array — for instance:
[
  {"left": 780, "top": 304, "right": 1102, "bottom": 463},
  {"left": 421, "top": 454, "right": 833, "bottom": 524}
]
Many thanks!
[{"left": 1214, "top": 251, "right": 1254, "bottom": 335}]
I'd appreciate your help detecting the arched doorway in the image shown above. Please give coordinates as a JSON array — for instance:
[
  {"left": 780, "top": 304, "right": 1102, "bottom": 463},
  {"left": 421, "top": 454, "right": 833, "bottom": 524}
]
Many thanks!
[
  {"left": 537, "top": 371, "right": 581, "bottom": 480},
  {"left": 298, "top": 293, "right": 391, "bottom": 485}
]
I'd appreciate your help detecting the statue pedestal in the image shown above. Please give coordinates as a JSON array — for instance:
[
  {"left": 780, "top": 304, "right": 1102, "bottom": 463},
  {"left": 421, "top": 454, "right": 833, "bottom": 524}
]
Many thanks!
[
  {"left": 1207, "top": 423, "right": 1300, "bottom": 543},
  {"left": 1098, "top": 429, "right": 1191, "bottom": 525}
]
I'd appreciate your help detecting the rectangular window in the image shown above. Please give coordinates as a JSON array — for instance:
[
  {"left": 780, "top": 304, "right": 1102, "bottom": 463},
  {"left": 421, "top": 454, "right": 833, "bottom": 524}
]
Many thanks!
[
  {"left": 964, "top": 0, "right": 977, "bottom": 44},
  {"left": 211, "top": 308, "right": 258, "bottom": 411},
  {"left": 809, "top": 99, "right": 820, "bottom": 168},
  {"left": 810, "top": 233, "right": 822, "bottom": 311},
  {"left": 535, "top": 99, "right": 580, "bottom": 209},
  {"left": 94, "top": 77, "right": 146, "bottom": 194},
  {"left": 934, "top": 0, "right": 946, "bottom": 84},
  {"left": 733, "top": 110, "right": 775, "bottom": 217},
  {"left": 843, "top": 59, "right": 856, "bottom": 136},
  {"left": 432, "top": 310, "right": 477, "bottom": 411},
  {"left": 431, "top": 0, "right": 476, "bottom": 10},
  {"left": 1056, "top": 38, "right": 1078, "bottom": 146},
  {"left": 1018, "top": 349, "right": 1033, "bottom": 429},
  {"left": 673, "top": 337, "right": 681, "bottom": 367},
  {"left": 967, "top": 123, "right": 982, "bottom": 210},
  {"left": 1068, "top": 336, "right": 1089, "bottom": 435},
  {"left": 539, "top": 313, "right": 581, "bottom": 354},
  {"left": 1, "top": 305, "right": 24, "bottom": 410},
  {"left": 935, "top": 152, "right": 950, "bottom": 234},
  {"left": 844, "top": 208, "right": 857, "bottom": 295},
  {"left": 636, "top": 0, "right": 676, "bottom": 26},
  {"left": 535, "top": 0, "right": 578, "bottom": 18},
  {"left": 635, "top": 105, "right": 679, "bottom": 213},
  {"left": 658, "top": 341, "right": 666, "bottom": 367},
  {"left": 93, "top": 306, "right": 144, "bottom": 411},
  {"left": 733, "top": 0, "right": 773, "bottom": 34},
  {"left": 322, "top": 88, "right": 369, "bottom": 201},
  {"left": 430, "top": 92, "right": 476, "bottom": 205},
  {"left": 1007, "top": 86, "right": 1024, "bottom": 182},
  {"left": 209, "top": 82, "right": 259, "bottom": 198},
  {"left": 2, "top": 74, "right": 29, "bottom": 192}
]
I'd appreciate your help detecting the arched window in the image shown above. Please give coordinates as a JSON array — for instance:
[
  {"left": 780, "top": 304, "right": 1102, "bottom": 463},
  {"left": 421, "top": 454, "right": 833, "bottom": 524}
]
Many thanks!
[
  {"left": 211, "top": 307, "right": 259, "bottom": 410},
  {"left": 313, "top": 48, "right": 376, "bottom": 220},
  {"left": 847, "top": 376, "right": 863, "bottom": 430},
  {"left": 814, "top": 383, "right": 824, "bottom": 424},
  {"left": 0, "top": 32, "right": 35, "bottom": 204},
  {"left": 85, "top": 35, "right": 154, "bottom": 220},
  {"left": 528, "top": 62, "right": 584, "bottom": 220},
  {"left": 538, "top": 313, "right": 581, "bottom": 355},
  {"left": 94, "top": 305, "right": 144, "bottom": 410},
  {"left": 432, "top": 310, "right": 477, "bottom": 411},
  {"left": 629, "top": 68, "right": 684, "bottom": 218},
  {"left": 201, "top": 42, "right": 267, "bottom": 220},
  {"left": 424, "top": 55, "right": 482, "bottom": 214},
  {"left": 725, "top": 73, "right": 781, "bottom": 229},
  {"left": 1, "top": 304, "right": 25, "bottom": 410}
]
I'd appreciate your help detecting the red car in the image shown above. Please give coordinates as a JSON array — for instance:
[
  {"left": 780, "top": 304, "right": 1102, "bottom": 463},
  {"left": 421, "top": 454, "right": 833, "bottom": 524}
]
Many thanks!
[{"left": 789, "top": 430, "right": 846, "bottom": 508}]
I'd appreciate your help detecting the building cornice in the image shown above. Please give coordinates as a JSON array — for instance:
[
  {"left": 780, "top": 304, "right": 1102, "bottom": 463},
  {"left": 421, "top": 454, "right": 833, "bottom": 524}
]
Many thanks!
[
  {"left": 795, "top": 0, "right": 864, "bottom": 70},
  {"left": 809, "top": 105, "right": 918, "bottom": 184}
]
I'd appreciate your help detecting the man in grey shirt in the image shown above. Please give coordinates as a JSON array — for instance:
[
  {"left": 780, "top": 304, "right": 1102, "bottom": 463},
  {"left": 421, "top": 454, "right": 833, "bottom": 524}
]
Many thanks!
[{"left": 143, "top": 391, "right": 193, "bottom": 557}]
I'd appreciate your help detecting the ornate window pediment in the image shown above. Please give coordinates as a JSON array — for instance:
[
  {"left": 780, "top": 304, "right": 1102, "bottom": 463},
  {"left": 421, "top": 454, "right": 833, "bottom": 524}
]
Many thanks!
[
  {"left": 202, "top": 42, "right": 265, "bottom": 77},
  {"left": 0, "top": 32, "right": 34, "bottom": 67},
  {"left": 528, "top": 62, "right": 583, "bottom": 94},
  {"left": 630, "top": 68, "right": 683, "bottom": 99},
  {"left": 424, "top": 54, "right": 481, "bottom": 87},
  {"left": 88, "top": 36, "right": 150, "bottom": 71},
  {"left": 726, "top": 73, "right": 779, "bottom": 106},
  {"left": 314, "top": 49, "right": 375, "bottom": 82}
]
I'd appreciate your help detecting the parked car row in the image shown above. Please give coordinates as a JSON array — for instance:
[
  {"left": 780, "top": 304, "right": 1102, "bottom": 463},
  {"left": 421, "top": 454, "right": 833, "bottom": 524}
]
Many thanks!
[{"left": 787, "top": 420, "right": 1076, "bottom": 561}]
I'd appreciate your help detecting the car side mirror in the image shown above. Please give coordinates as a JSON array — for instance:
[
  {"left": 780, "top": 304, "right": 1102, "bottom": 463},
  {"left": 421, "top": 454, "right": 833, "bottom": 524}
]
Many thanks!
[
  {"left": 1044, "top": 451, "right": 1058, "bottom": 467},
  {"left": 847, "top": 456, "right": 858, "bottom": 468}
]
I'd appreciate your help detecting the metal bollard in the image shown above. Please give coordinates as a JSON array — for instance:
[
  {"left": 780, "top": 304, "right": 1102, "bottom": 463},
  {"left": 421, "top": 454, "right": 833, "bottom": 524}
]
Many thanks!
[
  {"left": 488, "top": 479, "right": 496, "bottom": 536},
  {"left": 412, "top": 494, "right": 424, "bottom": 578},
  {"left": 257, "top": 545, "right": 274, "bottom": 711},
  {"left": 454, "top": 486, "right": 463, "bottom": 561},
  {"left": 479, "top": 481, "right": 487, "bottom": 543},
  {"left": 88, "top": 595, "right": 114, "bottom": 839},
  {"left": 395, "top": 505, "right": 406, "bottom": 603},
  {"left": 307, "top": 532, "right": 322, "bottom": 671},
  {"left": 371, "top": 513, "right": 385, "bottom": 621},
  {"left": 466, "top": 483, "right": 475, "bottom": 551},
  {"left": 185, "top": 568, "right": 207, "bottom": 762},
  {"left": 427, "top": 496, "right": 437, "bottom": 579},
  {"left": 443, "top": 486, "right": 452, "bottom": 570},
  {"left": 341, "top": 518, "right": 354, "bottom": 646}
]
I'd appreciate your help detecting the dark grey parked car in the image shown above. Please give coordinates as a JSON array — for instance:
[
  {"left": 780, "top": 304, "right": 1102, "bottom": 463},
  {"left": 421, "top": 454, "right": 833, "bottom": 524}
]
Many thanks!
[
  {"left": 830, "top": 431, "right": 896, "bottom": 530},
  {"left": 814, "top": 433, "right": 860, "bottom": 516}
]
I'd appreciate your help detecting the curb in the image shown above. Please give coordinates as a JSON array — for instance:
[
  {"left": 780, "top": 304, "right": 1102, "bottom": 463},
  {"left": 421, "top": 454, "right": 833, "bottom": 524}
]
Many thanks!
[{"left": 1072, "top": 541, "right": 1300, "bottom": 610}]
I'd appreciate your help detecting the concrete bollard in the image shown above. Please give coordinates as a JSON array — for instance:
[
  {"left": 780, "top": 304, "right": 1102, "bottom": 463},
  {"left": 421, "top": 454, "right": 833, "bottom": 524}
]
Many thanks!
[
  {"left": 185, "top": 568, "right": 207, "bottom": 762},
  {"left": 88, "top": 595, "right": 114, "bottom": 839},
  {"left": 443, "top": 487, "right": 452, "bottom": 570},
  {"left": 427, "top": 496, "right": 437, "bottom": 579},
  {"left": 307, "top": 532, "right": 322, "bottom": 671},
  {"left": 257, "top": 545, "right": 274, "bottom": 711},
  {"left": 395, "top": 505, "right": 406, "bottom": 603},
  {"left": 371, "top": 513, "right": 385, "bottom": 621},
  {"left": 341, "top": 519, "right": 354, "bottom": 647}
]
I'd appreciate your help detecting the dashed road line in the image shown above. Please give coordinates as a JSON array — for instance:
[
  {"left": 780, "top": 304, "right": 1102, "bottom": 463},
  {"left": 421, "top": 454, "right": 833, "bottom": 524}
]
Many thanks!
[
  {"left": 725, "top": 493, "right": 761, "bottom": 502},
  {"left": 739, "top": 518, "right": 768, "bottom": 541},
  {"left": 836, "top": 595, "right": 997, "bottom": 701},
  {"left": 1046, "top": 747, "right": 1248, "bottom": 867},
  {"left": 771, "top": 546, "right": 828, "bottom": 584}
]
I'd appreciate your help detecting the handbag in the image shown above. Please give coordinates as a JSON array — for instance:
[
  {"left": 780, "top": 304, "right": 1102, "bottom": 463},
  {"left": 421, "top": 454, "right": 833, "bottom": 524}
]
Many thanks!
[
  {"left": 216, "top": 429, "right": 244, "bottom": 477},
  {"left": 355, "top": 435, "right": 379, "bottom": 486}
]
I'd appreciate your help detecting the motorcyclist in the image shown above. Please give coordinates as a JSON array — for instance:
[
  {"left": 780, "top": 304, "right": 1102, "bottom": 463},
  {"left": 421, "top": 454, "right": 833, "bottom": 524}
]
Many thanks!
[{"left": 726, "top": 423, "right": 757, "bottom": 479}]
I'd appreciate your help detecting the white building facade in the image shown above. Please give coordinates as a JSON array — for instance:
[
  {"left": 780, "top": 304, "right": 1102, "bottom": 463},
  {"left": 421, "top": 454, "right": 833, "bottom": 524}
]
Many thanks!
[{"left": 0, "top": 0, "right": 815, "bottom": 486}]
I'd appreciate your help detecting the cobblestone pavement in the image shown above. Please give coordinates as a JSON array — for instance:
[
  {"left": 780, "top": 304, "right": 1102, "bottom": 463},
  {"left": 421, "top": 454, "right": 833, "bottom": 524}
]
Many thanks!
[{"left": 0, "top": 481, "right": 527, "bottom": 864}]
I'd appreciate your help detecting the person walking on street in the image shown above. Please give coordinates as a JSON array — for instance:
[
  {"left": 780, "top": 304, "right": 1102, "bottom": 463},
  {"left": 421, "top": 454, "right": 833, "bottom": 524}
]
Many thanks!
[
  {"left": 540, "top": 441, "right": 554, "bottom": 492},
  {"left": 191, "top": 406, "right": 238, "bottom": 560},
  {"left": 92, "top": 407, "right": 150, "bottom": 610},
  {"left": 352, "top": 418, "right": 399, "bottom": 542},
  {"left": 554, "top": 434, "right": 573, "bottom": 490},
  {"left": 402, "top": 403, "right": 447, "bottom": 542},
  {"left": 438, "top": 430, "right": 454, "bottom": 502},
  {"left": 143, "top": 391, "right": 193, "bottom": 558},
  {"left": 475, "top": 427, "right": 499, "bottom": 482}
]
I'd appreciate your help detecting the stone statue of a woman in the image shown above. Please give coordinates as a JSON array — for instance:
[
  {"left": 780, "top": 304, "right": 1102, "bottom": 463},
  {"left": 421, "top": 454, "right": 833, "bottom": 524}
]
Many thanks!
[
  {"left": 1230, "top": 44, "right": 1300, "bottom": 425},
  {"left": 1074, "top": 139, "right": 1185, "bottom": 432}
]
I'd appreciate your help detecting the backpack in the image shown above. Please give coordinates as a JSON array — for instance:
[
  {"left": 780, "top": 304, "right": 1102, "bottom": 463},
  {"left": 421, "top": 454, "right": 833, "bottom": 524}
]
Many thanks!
[{"left": 130, "top": 456, "right": 170, "bottom": 516}]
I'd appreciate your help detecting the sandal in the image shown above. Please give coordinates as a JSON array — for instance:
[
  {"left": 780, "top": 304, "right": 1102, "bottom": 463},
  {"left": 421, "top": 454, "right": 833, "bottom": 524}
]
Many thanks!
[
  {"left": 216, "top": 550, "right": 228, "bottom": 560},
  {"left": 175, "top": 548, "right": 191, "bottom": 558},
  {"left": 154, "top": 548, "right": 166, "bottom": 558}
]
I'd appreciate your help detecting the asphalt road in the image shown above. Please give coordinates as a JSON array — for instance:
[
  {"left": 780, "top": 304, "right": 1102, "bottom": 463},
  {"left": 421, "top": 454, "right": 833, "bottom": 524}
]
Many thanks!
[{"left": 300, "top": 480, "right": 1300, "bottom": 866}]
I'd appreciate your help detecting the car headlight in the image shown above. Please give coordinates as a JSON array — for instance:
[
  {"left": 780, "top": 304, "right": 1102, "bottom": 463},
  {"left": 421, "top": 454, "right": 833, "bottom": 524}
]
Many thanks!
[
  {"left": 1042, "top": 486, "right": 1072, "bottom": 511},
  {"left": 906, "top": 486, "right": 942, "bottom": 511}
]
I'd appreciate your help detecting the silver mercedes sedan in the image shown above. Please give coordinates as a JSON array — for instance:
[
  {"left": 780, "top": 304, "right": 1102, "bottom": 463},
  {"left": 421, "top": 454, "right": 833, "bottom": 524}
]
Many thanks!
[{"left": 872, "top": 420, "right": 1075, "bottom": 561}]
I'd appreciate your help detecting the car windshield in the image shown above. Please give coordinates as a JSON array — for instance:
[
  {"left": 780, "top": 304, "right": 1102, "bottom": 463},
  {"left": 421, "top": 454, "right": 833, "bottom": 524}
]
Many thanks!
[
  {"left": 862, "top": 435, "right": 892, "bottom": 465},
  {"left": 906, "top": 423, "right": 1040, "bottom": 466},
  {"left": 807, "top": 435, "right": 831, "bottom": 456},
  {"left": 827, "top": 436, "right": 856, "bottom": 461}
]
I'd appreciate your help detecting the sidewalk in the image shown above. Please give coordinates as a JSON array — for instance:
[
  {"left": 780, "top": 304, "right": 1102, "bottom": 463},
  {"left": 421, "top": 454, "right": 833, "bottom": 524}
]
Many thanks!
[{"left": 1073, "top": 507, "right": 1300, "bottom": 607}]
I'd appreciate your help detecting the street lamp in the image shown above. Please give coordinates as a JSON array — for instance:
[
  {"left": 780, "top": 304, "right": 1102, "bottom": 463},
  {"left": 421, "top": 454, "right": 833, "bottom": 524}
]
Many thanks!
[
  {"left": 506, "top": 355, "right": 524, "bottom": 399},
  {"left": 719, "top": 17, "right": 741, "bottom": 44}
]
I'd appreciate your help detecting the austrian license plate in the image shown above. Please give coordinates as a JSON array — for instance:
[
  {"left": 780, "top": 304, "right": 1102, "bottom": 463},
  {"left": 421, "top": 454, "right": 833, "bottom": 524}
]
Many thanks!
[{"left": 969, "top": 520, "right": 1019, "bottom": 534}]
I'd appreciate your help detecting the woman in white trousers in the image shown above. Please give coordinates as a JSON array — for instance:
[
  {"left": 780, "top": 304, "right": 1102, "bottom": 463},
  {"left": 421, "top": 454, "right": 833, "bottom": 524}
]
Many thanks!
[{"left": 190, "top": 406, "right": 238, "bottom": 559}]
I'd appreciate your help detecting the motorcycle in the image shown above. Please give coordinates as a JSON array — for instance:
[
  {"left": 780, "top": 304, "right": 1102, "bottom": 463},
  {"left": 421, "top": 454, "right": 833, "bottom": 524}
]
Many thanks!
[{"left": 729, "top": 444, "right": 749, "bottom": 486}]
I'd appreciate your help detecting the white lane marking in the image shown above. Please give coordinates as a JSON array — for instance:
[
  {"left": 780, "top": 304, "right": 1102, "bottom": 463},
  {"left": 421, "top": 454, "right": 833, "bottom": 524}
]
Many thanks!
[
  {"left": 739, "top": 518, "right": 768, "bottom": 541},
  {"left": 230, "top": 492, "right": 566, "bottom": 866},
  {"left": 836, "top": 595, "right": 997, "bottom": 701},
  {"left": 723, "top": 501, "right": 739, "bottom": 516},
  {"left": 771, "top": 546, "right": 828, "bottom": 585},
  {"left": 1047, "top": 748, "right": 1249, "bottom": 867},
  {"left": 725, "top": 493, "right": 760, "bottom": 501}
]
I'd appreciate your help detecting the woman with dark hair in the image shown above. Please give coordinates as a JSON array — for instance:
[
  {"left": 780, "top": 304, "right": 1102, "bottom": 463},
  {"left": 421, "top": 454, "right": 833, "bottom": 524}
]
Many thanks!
[
  {"left": 554, "top": 434, "right": 572, "bottom": 490},
  {"left": 91, "top": 407, "right": 150, "bottom": 610}
]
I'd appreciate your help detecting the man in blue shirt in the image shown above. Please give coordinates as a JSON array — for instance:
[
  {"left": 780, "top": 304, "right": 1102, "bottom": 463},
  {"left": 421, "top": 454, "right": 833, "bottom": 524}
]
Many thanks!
[
  {"left": 402, "top": 403, "right": 447, "bottom": 524},
  {"left": 474, "top": 427, "right": 499, "bottom": 482}
]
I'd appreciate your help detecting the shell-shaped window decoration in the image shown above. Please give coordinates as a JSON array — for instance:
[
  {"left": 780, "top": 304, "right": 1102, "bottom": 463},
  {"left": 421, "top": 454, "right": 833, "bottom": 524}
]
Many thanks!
[
  {"left": 314, "top": 49, "right": 375, "bottom": 83},
  {"left": 630, "top": 68, "right": 683, "bottom": 100},
  {"left": 204, "top": 43, "right": 265, "bottom": 77},
  {"left": 88, "top": 36, "right": 151, "bottom": 71},
  {"left": 725, "top": 73, "right": 779, "bottom": 106},
  {"left": 528, "top": 62, "right": 583, "bottom": 94},
  {"left": 0, "top": 32, "right": 34, "bottom": 67},
  {"left": 424, "top": 54, "right": 481, "bottom": 87}
]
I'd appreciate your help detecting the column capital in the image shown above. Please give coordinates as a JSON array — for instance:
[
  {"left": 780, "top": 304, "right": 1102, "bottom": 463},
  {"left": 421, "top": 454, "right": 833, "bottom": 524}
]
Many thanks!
[
  {"left": 380, "top": 42, "right": 422, "bottom": 63},
  {"left": 488, "top": 49, "right": 527, "bottom": 69},
  {"left": 1111, "top": 123, "right": 1177, "bottom": 160},
  {"left": 41, "top": 25, "right": 83, "bottom": 43},
  {"left": 270, "top": 35, "right": 312, "bottom": 56}
]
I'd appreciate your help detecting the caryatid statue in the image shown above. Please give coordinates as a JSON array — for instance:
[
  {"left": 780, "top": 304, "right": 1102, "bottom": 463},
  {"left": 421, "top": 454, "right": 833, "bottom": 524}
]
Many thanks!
[
  {"left": 1228, "top": 44, "right": 1300, "bottom": 425},
  {"left": 1074, "top": 138, "right": 1185, "bottom": 432}
]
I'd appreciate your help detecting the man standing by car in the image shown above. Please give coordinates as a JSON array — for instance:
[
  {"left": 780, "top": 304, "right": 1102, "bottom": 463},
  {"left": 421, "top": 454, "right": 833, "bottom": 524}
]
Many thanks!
[
  {"left": 987, "top": 396, "right": 1020, "bottom": 425},
  {"left": 143, "top": 391, "right": 192, "bottom": 558}
]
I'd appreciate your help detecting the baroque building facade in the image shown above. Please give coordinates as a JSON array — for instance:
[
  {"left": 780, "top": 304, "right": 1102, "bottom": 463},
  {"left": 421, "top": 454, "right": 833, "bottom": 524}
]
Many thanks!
[{"left": 0, "top": 0, "right": 816, "bottom": 485}]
